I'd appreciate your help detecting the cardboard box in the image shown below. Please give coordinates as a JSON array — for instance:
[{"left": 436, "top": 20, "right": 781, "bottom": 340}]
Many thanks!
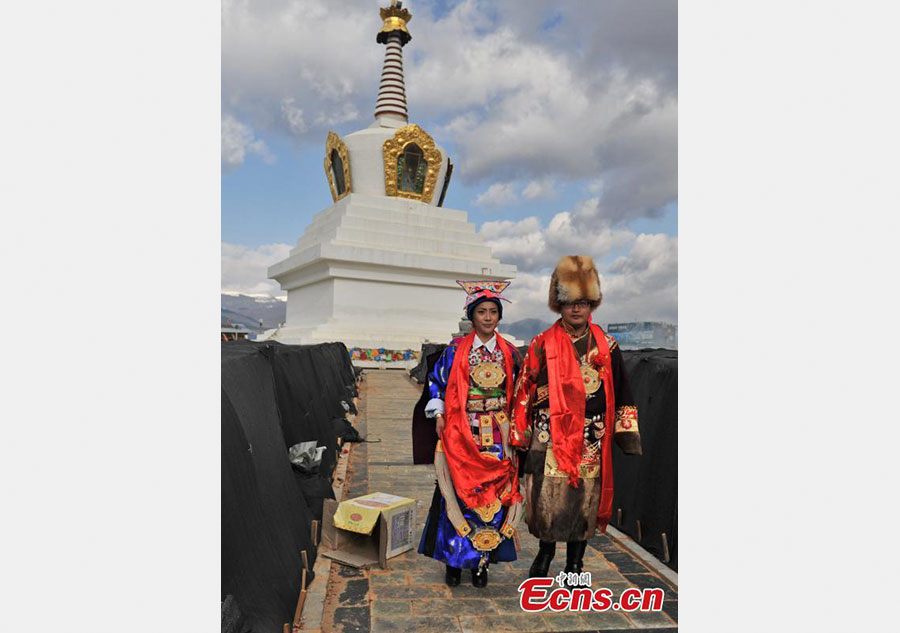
[{"left": 321, "top": 492, "right": 416, "bottom": 569}]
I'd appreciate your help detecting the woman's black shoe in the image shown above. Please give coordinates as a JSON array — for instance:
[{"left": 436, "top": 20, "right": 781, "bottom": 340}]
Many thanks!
[
  {"left": 445, "top": 565, "right": 461, "bottom": 586},
  {"left": 471, "top": 566, "right": 488, "bottom": 588},
  {"left": 528, "top": 540, "right": 557, "bottom": 578}
]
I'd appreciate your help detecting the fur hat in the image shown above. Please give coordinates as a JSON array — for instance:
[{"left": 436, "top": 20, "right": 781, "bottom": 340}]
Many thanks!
[{"left": 548, "top": 255, "right": 602, "bottom": 313}]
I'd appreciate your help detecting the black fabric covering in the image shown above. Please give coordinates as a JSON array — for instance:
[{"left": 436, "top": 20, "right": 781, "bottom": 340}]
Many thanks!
[
  {"left": 293, "top": 471, "right": 335, "bottom": 524},
  {"left": 411, "top": 344, "right": 448, "bottom": 464},
  {"left": 410, "top": 343, "right": 446, "bottom": 384},
  {"left": 267, "top": 344, "right": 342, "bottom": 479},
  {"left": 221, "top": 595, "right": 251, "bottom": 633},
  {"left": 332, "top": 417, "right": 362, "bottom": 444},
  {"left": 222, "top": 341, "right": 356, "bottom": 632},
  {"left": 613, "top": 349, "right": 678, "bottom": 571}
]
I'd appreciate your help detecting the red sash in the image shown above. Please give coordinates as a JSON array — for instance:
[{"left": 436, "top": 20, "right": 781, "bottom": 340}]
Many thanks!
[
  {"left": 440, "top": 331, "right": 522, "bottom": 510},
  {"left": 544, "top": 320, "right": 616, "bottom": 530}
]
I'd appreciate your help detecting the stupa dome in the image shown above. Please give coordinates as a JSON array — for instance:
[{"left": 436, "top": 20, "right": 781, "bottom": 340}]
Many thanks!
[{"left": 322, "top": 1, "right": 453, "bottom": 208}]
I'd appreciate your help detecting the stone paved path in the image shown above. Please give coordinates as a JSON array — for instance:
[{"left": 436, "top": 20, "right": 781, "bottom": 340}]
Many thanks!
[{"left": 318, "top": 370, "right": 677, "bottom": 632}]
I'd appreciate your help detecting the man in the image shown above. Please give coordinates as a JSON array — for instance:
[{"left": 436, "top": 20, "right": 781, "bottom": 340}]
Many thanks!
[{"left": 510, "top": 256, "right": 642, "bottom": 581}]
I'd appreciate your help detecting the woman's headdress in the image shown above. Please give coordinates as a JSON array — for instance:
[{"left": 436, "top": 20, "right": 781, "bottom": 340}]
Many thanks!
[{"left": 456, "top": 280, "right": 511, "bottom": 320}]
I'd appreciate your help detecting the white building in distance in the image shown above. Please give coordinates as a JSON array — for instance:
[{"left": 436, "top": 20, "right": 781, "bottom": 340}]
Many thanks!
[{"left": 268, "top": 1, "right": 516, "bottom": 351}]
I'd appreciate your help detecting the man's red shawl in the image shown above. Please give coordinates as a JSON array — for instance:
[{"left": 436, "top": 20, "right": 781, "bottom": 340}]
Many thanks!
[
  {"left": 544, "top": 320, "right": 616, "bottom": 531},
  {"left": 440, "top": 330, "right": 522, "bottom": 510}
]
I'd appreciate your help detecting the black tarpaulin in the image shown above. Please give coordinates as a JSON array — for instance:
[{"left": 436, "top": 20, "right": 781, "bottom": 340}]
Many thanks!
[
  {"left": 222, "top": 341, "right": 356, "bottom": 632},
  {"left": 267, "top": 345, "right": 341, "bottom": 480},
  {"left": 613, "top": 349, "right": 678, "bottom": 571},
  {"left": 410, "top": 342, "right": 445, "bottom": 384}
]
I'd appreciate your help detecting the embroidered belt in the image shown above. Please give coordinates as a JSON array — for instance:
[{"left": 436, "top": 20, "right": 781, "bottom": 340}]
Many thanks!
[{"left": 466, "top": 396, "right": 507, "bottom": 412}]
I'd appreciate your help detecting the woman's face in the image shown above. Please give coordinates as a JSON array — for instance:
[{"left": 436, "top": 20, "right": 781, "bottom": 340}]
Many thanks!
[
  {"left": 560, "top": 300, "right": 592, "bottom": 329},
  {"left": 472, "top": 302, "right": 499, "bottom": 338}
]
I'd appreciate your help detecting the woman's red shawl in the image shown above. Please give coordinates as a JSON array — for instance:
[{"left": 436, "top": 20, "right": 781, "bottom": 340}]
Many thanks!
[{"left": 440, "top": 331, "right": 522, "bottom": 510}]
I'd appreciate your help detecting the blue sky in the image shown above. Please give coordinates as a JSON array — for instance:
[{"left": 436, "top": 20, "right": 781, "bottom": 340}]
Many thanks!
[{"left": 222, "top": 0, "right": 678, "bottom": 324}]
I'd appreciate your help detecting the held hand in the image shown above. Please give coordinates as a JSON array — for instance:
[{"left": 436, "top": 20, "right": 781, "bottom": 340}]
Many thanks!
[{"left": 435, "top": 414, "right": 446, "bottom": 435}]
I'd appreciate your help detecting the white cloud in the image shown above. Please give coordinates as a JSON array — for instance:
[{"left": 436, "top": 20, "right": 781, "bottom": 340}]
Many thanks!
[
  {"left": 480, "top": 195, "right": 676, "bottom": 324},
  {"left": 221, "top": 242, "right": 292, "bottom": 297},
  {"left": 473, "top": 178, "right": 556, "bottom": 207},
  {"left": 221, "top": 1, "right": 677, "bottom": 322},
  {"left": 522, "top": 178, "right": 556, "bottom": 200},
  {"left": 222, "top": 114, "right": 274, "bottom": 171},
  {"left": 474, "top": 182, "right": 517, "bottom": 207},
  {"left": 498, "top": 234, "right": 677, "bottom": 325},
  {"left": 479, "top": 198, "right": 635, "bottom": 272},
  {"left": 223, "top": 0, "right": 379, "bottom": 141},
  {"left": 408, "top": 1, "right": 677, "bottom": 223},
  {"left": 600, "top": 233, "right": 678, "bottom": 324},
  {"left": 498, "top": 270, "right": 554, "bottom": 323},
  {"left": 280, "top": 98, "right": 308, "bottom": 136},
  {"left": 222, "top": 0, "right": 677, "bottom": 223}
]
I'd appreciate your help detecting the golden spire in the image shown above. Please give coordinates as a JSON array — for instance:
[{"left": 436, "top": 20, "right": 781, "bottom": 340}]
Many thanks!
[{"left": 377, "top": 0, "right": 412, "bottom": 45}]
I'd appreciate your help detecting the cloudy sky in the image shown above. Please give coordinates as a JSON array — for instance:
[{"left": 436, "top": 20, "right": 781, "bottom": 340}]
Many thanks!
[{"left": 222, "top": 0, "right": 677, "bottom": 325}]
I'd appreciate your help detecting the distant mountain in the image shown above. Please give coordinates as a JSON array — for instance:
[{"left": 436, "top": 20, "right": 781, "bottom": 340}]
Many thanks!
[
  {"left": 502, "top": 318, "right": 552, "bottom": 343},
  {"left": 221, "top": 293, "right": 286, "bottom": 330}
]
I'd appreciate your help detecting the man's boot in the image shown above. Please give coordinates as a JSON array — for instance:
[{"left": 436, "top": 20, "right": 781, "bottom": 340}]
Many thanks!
[
  {"left": 445, "top": 565, "right": 461, "bottom": 587},
  {"left": 563, "top": 540, "right": 588, "bottom": 587},
  {"left": 528, "top": 540, "right": 557, "bottom": 578}
]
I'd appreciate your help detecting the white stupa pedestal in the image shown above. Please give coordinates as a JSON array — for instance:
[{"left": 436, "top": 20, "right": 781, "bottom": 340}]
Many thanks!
[{"left": 268, "top": 193, "right": 516, "bottom": 351}]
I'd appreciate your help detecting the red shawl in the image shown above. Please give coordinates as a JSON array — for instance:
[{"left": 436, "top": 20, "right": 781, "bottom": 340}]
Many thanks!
[
  {"left": 440, "top": 330, "right": 523, "bottom": 510},
  {"left": 544, "top": 320, "right": 616, "bottom": 531}
]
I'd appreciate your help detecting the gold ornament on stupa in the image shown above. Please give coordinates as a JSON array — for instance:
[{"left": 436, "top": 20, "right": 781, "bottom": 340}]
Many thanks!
[{"left": 378, "top": 0, "right": 412, "bottom": 45}]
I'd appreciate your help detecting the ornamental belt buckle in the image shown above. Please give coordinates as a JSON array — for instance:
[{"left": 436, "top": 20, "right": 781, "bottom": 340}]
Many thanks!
[
  {"left": 469, "top": 526, "right": 503, "bottom": 552},
  {"left": 581, "top": 364, "right": 601, "bottom": 394},
  {"left": 472, "top": 361, "right": 505, "bottom": 389}
]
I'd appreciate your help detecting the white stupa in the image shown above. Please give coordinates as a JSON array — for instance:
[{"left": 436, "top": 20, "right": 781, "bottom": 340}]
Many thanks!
[{"left": 268, "top": 1, "right": 516, "bottom": 352}]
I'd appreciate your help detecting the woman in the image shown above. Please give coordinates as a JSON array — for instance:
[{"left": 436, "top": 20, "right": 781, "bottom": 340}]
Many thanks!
[
  {"left": 417, "top": 280, "right": 523, "bottom": 588},
  {"left": 509, "top": 256, "right": 642, "bottom": 582}
]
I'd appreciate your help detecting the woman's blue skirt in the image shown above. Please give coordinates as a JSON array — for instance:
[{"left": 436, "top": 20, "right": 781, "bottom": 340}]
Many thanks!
[{"left": 418, "top": 484, "right": 517, "bottom": 569}]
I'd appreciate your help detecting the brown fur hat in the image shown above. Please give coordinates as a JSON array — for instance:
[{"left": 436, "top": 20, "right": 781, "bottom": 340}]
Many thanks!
[{"left": 548, "top": 255, "right": 602, "bottom": 313}]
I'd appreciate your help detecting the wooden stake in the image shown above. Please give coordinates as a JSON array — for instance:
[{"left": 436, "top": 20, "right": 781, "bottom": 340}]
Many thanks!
[
  {"left": 301, "top": 549, "right": 309, "bottom": 570},
  {"left": 661, "top": 532, "right": 670, "bottom": 563},
  {"left": 616, "top": 508, "right": 623, "bottom": 526},
  {"left": 292, "top": 569, "right": 308, "bottom": 627},
  {"left": 311, "top": 520, "right": 319, "bottom": 546},
  {"left": 636, "top": 519, "right": 642, "bottom": 542},
  {"left": 283, "top": 624, "right": 289, "bottom": 633}
]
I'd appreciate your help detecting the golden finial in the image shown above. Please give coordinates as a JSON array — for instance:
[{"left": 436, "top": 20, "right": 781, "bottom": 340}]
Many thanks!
[{"left": 377, "top": 0, "right": 412, "bottom": 45}]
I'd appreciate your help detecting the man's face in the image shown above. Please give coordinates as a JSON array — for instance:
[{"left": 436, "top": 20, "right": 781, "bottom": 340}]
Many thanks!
[
  {"left": 472, "top": 302, "right": 499, "bottom": 337},
  {"left": 560, "top": 301, "right": 592, "bottom": 328}
]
